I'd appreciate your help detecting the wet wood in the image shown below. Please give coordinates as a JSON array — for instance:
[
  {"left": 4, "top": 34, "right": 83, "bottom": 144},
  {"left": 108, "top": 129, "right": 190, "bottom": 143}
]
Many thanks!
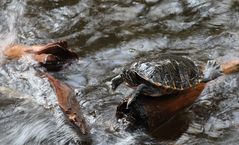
[
  {"left": 4, "top": 44, "right": 31, "bottom": 59},
  {"left": 4, "top": 40, "right": 88, "bottom": 135},
  {"left": 45, "top": 73, "right": 89, "bottom": 135},
  {"left": 117, "top": 83, "right": 206, "bottom": 131},
  {"left": 221, "top": 59, "right": 239, "bottom": 74},
  {"left": 4, "top": 41, "right": 78, "bottom": 71},
  {"left": 142, "top": 83, "right": 205, "bottom": 130}
]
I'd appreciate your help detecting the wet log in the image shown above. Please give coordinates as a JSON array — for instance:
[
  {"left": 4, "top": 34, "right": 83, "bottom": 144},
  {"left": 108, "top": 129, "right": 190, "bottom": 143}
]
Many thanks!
[
  {"left": 116, "top": 83, "right": 205, "bottom": 131},
  {"left": 4, "top": 40, "right": 78, "bottom": 71},
  {"left": 45, "top": 73, "right": 89, "bottom": 135}
]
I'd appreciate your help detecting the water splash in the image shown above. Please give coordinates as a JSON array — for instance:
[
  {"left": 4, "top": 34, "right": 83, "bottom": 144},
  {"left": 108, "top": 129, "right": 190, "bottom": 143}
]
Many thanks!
[
  {"left": 0, "top": 0, "right": 25, "bottom": 60},
  {"left": 0, "top": 86, "right": 81, "bottom": 145},
  {"left": 0, "top": 58, "right": 87, "bottom": 144}
]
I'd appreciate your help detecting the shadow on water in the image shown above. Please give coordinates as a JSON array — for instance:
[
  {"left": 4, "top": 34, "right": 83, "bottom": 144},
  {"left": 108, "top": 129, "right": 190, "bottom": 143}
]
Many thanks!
[{"left": 1, "top": 0, "right": 239, "bottom": 144}]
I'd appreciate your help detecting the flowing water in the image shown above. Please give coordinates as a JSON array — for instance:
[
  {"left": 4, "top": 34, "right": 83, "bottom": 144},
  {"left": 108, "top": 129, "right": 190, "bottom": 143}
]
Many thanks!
[{"left": 1, "top": 0, "right": 239, "bottom": 144}]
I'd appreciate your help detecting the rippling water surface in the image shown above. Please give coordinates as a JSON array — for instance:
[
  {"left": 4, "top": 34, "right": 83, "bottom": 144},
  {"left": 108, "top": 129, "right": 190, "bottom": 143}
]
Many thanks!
[{"left": 1, "top": 0, "right": 239, "bottom": 144}]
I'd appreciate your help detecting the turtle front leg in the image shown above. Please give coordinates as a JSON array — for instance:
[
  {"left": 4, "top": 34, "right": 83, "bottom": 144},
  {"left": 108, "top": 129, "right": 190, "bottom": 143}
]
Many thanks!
[
  {"left": 126, "top": 84, "right": 162, "bottom": 109},
  {"left": 202, "top": 60, "right": 223, "bottom": 82},
  {"left": 111, "top": 75, "right": 124, "bottom": 91}
]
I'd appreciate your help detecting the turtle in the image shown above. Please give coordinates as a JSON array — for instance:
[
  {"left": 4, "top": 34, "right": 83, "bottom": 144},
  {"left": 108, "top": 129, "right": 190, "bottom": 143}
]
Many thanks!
[{"left": 111, "top": 54, "right": 222, "bottom": 110}]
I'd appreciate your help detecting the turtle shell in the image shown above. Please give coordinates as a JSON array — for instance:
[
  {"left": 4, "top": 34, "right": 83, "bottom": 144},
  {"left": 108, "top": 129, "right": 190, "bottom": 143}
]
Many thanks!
[{"left": 130, "top": 54, "right": 203, "bottom": 90}]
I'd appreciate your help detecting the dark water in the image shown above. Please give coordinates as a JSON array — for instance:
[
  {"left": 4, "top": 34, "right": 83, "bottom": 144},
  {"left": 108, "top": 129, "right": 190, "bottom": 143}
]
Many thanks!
[{"left": 1, "top": 0, "right": 239, "bottom": 144}]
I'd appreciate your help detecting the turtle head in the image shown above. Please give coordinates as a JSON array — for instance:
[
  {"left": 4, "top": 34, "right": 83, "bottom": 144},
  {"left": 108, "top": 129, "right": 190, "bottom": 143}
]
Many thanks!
[
  {"left": 111, "top": 69, "right": 132, "bottom": 91},
  {"left": 111, "top": 74, "right": 124, "bottom": 91},
  {"left": 121, "top": 69, "right": 139, "bottom": 87},
  {"left": 202, "top": 60, "right": 223, "bottom": 82},
  {"left": 111, "top": 69, "right": 140, "bottom": 90}
]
